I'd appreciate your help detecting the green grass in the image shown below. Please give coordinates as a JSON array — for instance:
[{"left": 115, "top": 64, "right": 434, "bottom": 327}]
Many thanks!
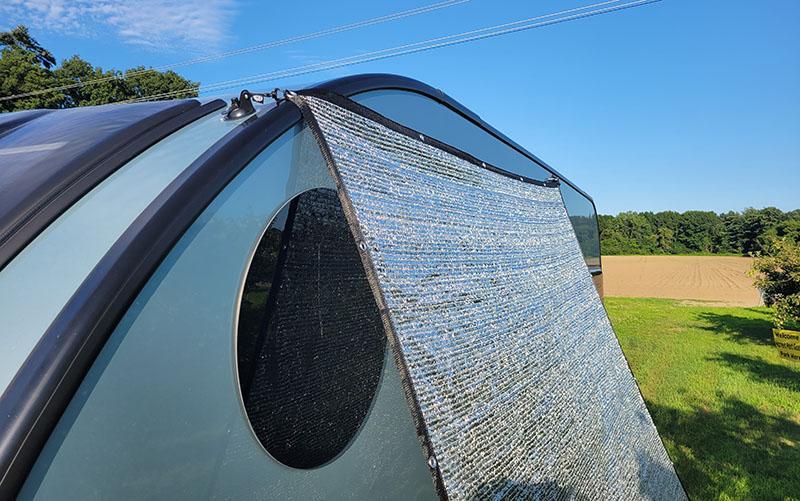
[{"left": 605, "top": 297, "right": 800, "bottom": 500}]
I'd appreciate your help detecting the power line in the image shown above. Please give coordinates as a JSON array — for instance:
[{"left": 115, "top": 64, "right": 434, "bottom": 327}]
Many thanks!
[
  {"left": 129, "top": 0, "right": 661, "bottom": 103},
  {"left": 0, "top": 0, "right": 469, "bottom": 103},
  {"left": 128, "top": 0, "right": 641, "bottom": 102}
]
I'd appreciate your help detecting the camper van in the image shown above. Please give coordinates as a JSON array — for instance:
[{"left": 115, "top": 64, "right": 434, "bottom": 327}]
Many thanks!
[{"left": 0, "top": 74, "right": 602, "bottom": 499}]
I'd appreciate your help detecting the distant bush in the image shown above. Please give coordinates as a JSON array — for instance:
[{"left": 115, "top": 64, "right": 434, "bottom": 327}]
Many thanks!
[
  {"left": 599, "top": 207, "right": 800, "bottom": 256},
  {"left": 750, "top": 238, "right": 800, "bottom": 329}
]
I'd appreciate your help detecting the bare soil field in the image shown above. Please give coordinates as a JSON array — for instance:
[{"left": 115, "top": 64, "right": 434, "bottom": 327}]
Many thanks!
[{"left": 602, "top": 255, "right": 762, "bottom": 306}]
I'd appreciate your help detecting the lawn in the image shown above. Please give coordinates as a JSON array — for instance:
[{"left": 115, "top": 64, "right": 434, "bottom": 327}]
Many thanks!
[{"left": 605, "top": 297, "right": 800, "bottom": 500}]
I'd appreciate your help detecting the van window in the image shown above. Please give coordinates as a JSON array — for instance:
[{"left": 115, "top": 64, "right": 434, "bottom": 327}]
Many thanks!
[
  {"left": 22, "top": 125, "right": 434, "bottom": 500},
  {"left": 560, "top": 183, "right": 601, "bottom": 269}
]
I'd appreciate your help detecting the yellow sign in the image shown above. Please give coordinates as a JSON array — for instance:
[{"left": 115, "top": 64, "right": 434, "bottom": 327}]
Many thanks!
[{"left": 773, "top": 329, "right": 800, "bottom": 361}]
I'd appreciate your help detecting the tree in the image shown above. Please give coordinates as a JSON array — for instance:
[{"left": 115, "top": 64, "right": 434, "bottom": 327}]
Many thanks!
[
  {"left": 741, "top": 207, "right": 785, "bottom": 254},
  {"left": 0, "top": 25, "right": 55, "bottom": 68},
  {"left": 598, "top": 208, "right": 797, "bottom": 256},
  {"left": 0, "top": 45, "right": 63, "bottom": 111},
  {"left": 750, "top": 238, "right": 800, "bottom": 329},
  {"left": 677, "top": 211, "right": 721, "bottom": 253},
  {"left": 656, "top": 226, "right": 675, "bottom": 253},
  {"left": 1, "top": 25, "right": 198, "bottom": 111},
  {"left": 612, "top": 212, "right": 656, "bottom": 253},
  {"left": 55, "top": 56, "right": 130, "bottom": 107},
  {"left": 761, "top": 210, "right": 800, "bottom": 246},
  {"left": 651, "top": 211, "right": 682, "bottom": 253},
  {"left": 719, "top": 211, "right": 744, "bottom": 254},
  {"left": 123, "top": 66, "right": 198, "bottom": 101}
]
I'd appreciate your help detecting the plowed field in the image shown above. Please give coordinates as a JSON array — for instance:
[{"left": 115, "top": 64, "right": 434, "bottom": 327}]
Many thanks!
[{"left": 602, "top": 256, "right": 762, "bottom": 306}]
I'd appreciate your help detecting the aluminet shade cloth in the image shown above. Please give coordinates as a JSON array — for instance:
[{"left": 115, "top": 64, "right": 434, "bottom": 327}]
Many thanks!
[{"left": 289, "top": 92, "right": 685, "bottom": 500}]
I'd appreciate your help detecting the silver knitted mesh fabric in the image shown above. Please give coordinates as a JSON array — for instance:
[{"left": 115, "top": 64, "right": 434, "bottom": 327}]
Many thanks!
[{"left": 293, "top": 94, "right": 685, "bottom": 500}]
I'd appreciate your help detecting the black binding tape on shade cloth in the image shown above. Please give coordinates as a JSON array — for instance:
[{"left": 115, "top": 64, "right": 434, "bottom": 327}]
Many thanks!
[
  {"left": 290, "top": 90, "right": 448, "bottom": 498},
  {"left": 287, "top": 91, "right": 685, "bottom": 500}
]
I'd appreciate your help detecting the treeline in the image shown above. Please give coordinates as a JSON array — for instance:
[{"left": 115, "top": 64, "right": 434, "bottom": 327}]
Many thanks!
[
  {"left": 599, "top": 207, "right": 800, "bottom": 256},
  {"left": 1, "top": 26, "right": 197, "bottom": 112}
]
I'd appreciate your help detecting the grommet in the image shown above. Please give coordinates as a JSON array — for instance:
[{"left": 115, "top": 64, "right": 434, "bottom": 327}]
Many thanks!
[
  {"left": 419, "top": 133, "right": 425, "bottom": 141},
  {"left": 427, "top": 456, "right": 438, "bottom": 469},
  {"left": 359, "top": 241, "right": 367, "bottom": 251},
  {"left": 481, "top": 162, "right": 487, "bottom": 168}
]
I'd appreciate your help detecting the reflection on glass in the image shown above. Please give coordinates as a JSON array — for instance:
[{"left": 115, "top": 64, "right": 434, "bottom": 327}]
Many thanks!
[{"left": 560, "top": 183, "right": 601, "bottom": 268}]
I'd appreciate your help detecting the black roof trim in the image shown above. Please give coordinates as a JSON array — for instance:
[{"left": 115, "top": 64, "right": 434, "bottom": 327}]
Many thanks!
[
  {"left": 0, "top": 99, "right": 226, "bottom": 271},
  {"left": 0, "top": 73, "right": 598, "bottom": 497},
  {"left": 307, "top": 73, "right": 594, "bottom": 203}
]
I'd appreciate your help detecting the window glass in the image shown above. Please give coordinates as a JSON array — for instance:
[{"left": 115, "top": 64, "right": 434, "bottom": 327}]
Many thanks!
[
  {"left": 352, "top": 90, "right": 550, "bottom": 182},
  {"left": 351, "top": 89, "right": 601, "bottom": 270},
  {"left": 0, "top": 110, "right": 239, "bottom": 396},
  {"left": 560, "top": 183, "right": 601, "bottom": 269},
  {"left": 238, "top": 188, "right": 386, "bottom": 469},
  {"left": 22, "top": 125, "right": 435, "bottom": 500}
]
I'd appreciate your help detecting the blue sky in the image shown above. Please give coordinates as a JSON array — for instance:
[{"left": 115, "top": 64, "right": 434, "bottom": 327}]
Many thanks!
[{"left": 2, "top": 0, "right": 798, "bottom": 215}]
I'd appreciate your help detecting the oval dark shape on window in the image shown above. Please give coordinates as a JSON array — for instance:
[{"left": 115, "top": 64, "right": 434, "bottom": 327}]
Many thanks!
[{"left": 237, "top": 188, "right": 386, "bottom": 469}]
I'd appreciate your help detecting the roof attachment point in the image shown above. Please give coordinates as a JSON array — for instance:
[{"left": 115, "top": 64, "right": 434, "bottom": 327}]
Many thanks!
[
  {"left": 224, "top": 89, "right": 283, "bottom": 120},
  {"left": 546, "top": 174, "right": 561, "bottom": 188}
]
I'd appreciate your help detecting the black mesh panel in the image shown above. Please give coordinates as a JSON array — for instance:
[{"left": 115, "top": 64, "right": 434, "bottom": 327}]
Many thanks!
[{"left": 238, "top": 188, "right": 386, "bottom": 469}]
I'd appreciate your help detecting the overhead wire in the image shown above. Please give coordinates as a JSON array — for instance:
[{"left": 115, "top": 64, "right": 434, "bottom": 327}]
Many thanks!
[
  {"left": 0, "top": 0, "right": 469, "bottom": 103},
  {"left": 127, "top": 0, "right": 662, "bottom": 103}
]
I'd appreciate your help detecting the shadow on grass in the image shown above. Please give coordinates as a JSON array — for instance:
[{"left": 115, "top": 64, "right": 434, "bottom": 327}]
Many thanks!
[
  {"left": 647, "top": 396, "right": 800, "bottom": 499},
  {"left": 742, "top": 307, "right": 771, "bottom": 315},
  {"left": 710, "top": 352, "right": 800, "bottom": 393},
  {"left": 695, "top": 311, "right": 773, "bottom": 345}
]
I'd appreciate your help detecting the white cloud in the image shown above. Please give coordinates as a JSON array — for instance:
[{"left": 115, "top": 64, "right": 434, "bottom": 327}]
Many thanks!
[{"left": 0, "top": 0, "right": 236, "bottom": 52}]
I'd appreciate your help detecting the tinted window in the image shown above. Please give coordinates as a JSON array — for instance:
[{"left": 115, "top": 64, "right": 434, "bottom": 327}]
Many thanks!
[
  {"left": 0, "top": 108, "right": 238, "bottom": 395},
  {"left": 352, "top": 90, "right": 550, "bottom": 182},
  {"left": 237, "top": 188, "right": 386, "bottom": 469},
  {"left": 22, "top": 125, "right": 434, "bottom": 500},
  {"left": 0, "top": 109, "right": 237, "bottom": 397},
  {"left": 560, "top": 183, "right": 601, "bottom": 268},
  {"left": 351, "top": 89, "right": 601, "bottom": 270}
]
